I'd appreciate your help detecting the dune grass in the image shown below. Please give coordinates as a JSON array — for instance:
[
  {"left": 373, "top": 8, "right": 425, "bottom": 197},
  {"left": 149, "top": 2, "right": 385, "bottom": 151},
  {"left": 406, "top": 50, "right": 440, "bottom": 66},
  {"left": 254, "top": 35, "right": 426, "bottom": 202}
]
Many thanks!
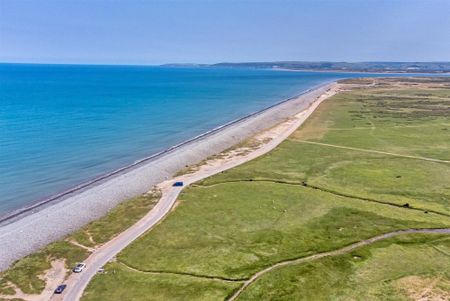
[
  {"left": 0, "top": 241, "right": 89, "bottom": 295},
  {"left": 0, "top": 191, "right": 160, "bottom": 295},
  {"left": 70, "top": 190, "right": 160, "bottom": 247}
]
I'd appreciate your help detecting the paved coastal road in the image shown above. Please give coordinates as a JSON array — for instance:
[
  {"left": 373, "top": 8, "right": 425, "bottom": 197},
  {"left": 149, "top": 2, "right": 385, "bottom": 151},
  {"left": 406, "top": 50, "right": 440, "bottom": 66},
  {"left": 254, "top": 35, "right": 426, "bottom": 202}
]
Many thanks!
[
  {"left": 59, "top": 86, "right": 337, "bottom": 301},
  {"left": 58, "top": 147, "right": 269, "bottom": 301},
  {"left": 58, "top": 185, "right": 183, "bottom": 301}
]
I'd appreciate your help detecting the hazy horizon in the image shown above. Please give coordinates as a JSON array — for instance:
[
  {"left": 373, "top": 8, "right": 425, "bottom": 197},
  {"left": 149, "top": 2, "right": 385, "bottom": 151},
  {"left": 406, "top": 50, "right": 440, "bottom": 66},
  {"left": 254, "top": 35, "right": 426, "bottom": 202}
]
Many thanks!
[
  {"left": 1, "top": 0, "right": 450, "bottom": 65},
  {"left": 2, "top": 60, "right": 450, "bottom": 68}
]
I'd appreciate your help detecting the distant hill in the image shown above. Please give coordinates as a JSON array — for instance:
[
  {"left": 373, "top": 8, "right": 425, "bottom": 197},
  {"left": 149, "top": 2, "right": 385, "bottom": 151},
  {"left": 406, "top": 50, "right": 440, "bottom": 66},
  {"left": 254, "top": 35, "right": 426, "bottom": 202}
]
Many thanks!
[
  {"left": 160, "top": 63, "right": 209, "bottom": 68},
  {"left": 194, "top": 61, "right": 450, "bottom": 73}
]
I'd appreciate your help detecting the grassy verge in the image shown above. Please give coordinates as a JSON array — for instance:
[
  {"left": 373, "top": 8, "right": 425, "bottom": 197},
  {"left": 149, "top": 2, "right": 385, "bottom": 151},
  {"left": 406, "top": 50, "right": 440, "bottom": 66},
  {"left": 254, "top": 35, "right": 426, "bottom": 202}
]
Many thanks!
[
  {"left": 0, "top": 242, "right": 89, "bottom": 295},
  {"left": 0, "top": 190, "right": 160, "bottom": 295},
  {"left": 70, "top": 190, "right": 160, "bottom": 247}
]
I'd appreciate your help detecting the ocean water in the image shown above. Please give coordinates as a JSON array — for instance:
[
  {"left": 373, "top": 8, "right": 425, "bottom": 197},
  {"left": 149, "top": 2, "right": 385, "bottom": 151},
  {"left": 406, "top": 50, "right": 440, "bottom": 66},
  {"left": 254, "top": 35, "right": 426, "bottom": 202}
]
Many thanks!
[{"left": 0, "top": 64, "right": 413, "bottom": 216}]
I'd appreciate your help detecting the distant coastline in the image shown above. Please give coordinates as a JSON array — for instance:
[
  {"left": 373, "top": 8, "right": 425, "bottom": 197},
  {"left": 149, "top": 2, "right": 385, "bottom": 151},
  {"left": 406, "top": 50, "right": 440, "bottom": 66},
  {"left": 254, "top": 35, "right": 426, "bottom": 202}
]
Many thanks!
[
  {"left": 3, "top": 61, "right": 450, "bottom": 74},
  {"left": 162, "top": 61, "right": 450, "bottom": 74},
  {"left": 270, "top": 67, "right": 450, "bottom": 75}
]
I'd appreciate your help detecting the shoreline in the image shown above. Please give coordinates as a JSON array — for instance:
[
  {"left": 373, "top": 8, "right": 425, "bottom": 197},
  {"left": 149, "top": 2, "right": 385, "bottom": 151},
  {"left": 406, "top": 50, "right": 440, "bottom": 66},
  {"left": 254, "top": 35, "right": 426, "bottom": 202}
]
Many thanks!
[
  {"left": 0, "top": 81, "right": 334, "bottom": 271},
  {"left": 59, "top": 82, "right": 341, "bottom": 301},
  {"left": 0, "top": 80, "right": 333, "bottom": 226}
]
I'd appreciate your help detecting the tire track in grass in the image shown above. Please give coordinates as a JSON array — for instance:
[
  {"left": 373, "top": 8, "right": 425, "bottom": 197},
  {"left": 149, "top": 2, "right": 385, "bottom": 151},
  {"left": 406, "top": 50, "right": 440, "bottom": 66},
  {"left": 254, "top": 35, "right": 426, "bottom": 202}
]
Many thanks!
[
  {"left": 294, "top": 140, "right": 450, "bottom": 164},
  {"left": 194, "top": 179, "right": 450, "bottom": 218},
  {"left": 117, "top": 261, "right": 247, "bottom": 283},
  {"left": 227, "top": 228, "right": 450, "bottom": 301}
]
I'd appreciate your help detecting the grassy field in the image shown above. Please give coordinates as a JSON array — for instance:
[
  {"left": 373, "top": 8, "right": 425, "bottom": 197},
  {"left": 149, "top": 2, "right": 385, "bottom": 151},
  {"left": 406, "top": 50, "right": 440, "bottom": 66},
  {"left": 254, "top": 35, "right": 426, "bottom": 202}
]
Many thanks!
[
  {"left": 117, "top": 182, "right": 447, "bottom": 279},
  {"left": 82, "top": 262, "right": 242, "bottom": 301},
  {"left": 238, "top": 234, "right": 450, "bottom": 301},
  {"left": 82, "top": 77, "right": 450, "bottom": 300},
  {"left": 202, "top": 78, "right": 450, "bottom": 215},
  {"left": 0, "top": 190, "right": 160, "bottom": 296}
]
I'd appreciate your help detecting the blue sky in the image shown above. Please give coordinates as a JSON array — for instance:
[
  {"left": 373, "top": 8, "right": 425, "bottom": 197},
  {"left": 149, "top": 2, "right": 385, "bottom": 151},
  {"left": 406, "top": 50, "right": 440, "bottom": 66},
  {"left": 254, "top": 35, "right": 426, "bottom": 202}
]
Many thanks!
[{"left": 1, "top": 0, "right": 449, "bottom": 64}]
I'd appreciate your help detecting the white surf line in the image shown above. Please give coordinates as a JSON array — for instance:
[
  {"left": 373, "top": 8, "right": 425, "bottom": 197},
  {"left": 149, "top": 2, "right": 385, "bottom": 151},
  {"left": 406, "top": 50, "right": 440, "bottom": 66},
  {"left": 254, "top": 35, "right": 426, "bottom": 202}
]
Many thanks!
[{"left": 295, "top": 140, "right": 450, "bottom": 164}]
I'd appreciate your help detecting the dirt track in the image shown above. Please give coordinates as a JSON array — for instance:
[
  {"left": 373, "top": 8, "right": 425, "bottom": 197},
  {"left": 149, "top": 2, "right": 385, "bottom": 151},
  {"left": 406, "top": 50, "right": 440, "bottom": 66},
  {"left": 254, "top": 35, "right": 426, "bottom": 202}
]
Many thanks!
[{"left": 227, "top": 228, "right": 450, "bottom": 301}]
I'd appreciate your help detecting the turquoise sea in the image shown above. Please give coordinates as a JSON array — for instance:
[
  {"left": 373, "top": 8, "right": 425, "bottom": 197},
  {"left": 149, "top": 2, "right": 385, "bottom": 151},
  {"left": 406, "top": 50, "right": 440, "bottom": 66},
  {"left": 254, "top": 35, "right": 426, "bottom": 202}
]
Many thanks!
[{"left": 0, "top": 64, "right": 429, "bottom": 216}]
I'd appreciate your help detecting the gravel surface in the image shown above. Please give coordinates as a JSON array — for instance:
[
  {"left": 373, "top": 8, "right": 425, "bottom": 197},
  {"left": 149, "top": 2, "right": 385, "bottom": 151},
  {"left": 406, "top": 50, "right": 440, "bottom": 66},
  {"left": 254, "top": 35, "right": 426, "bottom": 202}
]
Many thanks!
[{"left": 0, "top": 83, "right": 332, "bottom": 271}]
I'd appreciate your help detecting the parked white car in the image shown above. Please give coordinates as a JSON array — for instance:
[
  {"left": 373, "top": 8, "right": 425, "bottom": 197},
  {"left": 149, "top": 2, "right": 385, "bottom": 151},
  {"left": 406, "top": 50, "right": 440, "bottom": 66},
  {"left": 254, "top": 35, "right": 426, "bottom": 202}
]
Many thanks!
[{"left": 73, "top": 263, "right": 86, "bottom": 273}]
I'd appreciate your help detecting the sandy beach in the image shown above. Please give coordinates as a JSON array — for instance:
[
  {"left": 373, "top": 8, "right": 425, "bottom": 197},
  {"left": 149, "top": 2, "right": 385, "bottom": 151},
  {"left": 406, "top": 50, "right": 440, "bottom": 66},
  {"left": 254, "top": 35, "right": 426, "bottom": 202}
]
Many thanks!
[{"left": 0, "top": 82, "right": 334, "bottom": 271}]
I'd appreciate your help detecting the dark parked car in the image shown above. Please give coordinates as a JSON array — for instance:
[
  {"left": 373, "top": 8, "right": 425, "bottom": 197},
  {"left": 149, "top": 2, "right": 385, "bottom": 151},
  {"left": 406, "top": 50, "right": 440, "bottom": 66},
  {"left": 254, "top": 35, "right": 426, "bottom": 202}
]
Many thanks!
[
  {"left": 54, "top": 284, "right": 67, "bottom": 294},
  {"left": 173, "top": 181, "right": 184, "bottom": 187}
]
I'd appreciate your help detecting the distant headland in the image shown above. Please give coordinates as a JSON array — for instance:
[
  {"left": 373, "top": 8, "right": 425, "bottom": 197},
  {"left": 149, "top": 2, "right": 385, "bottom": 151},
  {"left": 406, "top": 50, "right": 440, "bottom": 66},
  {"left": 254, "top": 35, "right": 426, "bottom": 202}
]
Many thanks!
[{"left": 162, "top": 61, "right": 450, "bottom": 73}]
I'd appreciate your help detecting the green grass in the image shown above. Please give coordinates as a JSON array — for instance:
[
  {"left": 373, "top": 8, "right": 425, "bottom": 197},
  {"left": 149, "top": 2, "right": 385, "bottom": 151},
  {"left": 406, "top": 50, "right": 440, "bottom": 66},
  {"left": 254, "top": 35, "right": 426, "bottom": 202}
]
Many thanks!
[
  {"left": 295, "top": 81, "right": 450, "bottom": 153},
  {"left": 82, "top": 78, "right": 450, "bottom": 300},
  {"left": 238, "top": 234, "right": 450, "bottom": 301},
  {"left": 0, "top": 191, "right": 160, "bottom": 295},
  {"left": 82, "top": 262, "right": 241, "bottom": 301},
  {"left": 199, "top": 140, "right": 450, "bottom": 214},
  {"left": 71, "top": 190, "right": 160, "bottom": 247},
  {"left": 118, "top": 182, "right": 448, "bottom": 280},
  {"left": 1, "top": 241, "right": 88, "bottom": 294},
  {"left": 2, "top": 78, "right": 447, "bottom": 300},
  {"left": 293, "top": 87, "right": 450, "bottom": 160},
  {"left": 197, "top": 80, "right": 450, "bottom": 214}
]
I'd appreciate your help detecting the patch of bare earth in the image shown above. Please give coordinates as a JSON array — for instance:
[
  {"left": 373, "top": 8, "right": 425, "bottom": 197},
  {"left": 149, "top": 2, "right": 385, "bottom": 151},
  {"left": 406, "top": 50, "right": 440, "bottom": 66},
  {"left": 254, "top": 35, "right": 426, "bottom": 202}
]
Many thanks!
[
  {"left": 396, "top": 275, "right": 450, "bottom": 301},
  {"left": 66, "top": 239, "right": 95, "bottom": 253},
  {"left": 85, "top": 230, "right": 95, "bottom": 246},
  {"left": 0, "top": 260, "right": 66, "bottom": 301}
]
